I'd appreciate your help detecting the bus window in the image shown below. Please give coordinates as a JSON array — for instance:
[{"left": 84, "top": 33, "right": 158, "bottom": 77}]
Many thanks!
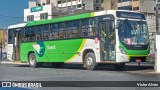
[
  {"left": 43, "top": 24, "right": 50, "bottom": 40},
  {"left": 21, "top": 28, "right": 25, "bottom": 42},
  {"left": 81, "top": 19, "right": 89, "bottom": 37},
  {"left": 88, "top": 19, "right": 96, "bottom": 36},
  {"left": 57, "top": 23, "right": 65, "bottom": 39},
  {"left": 65, "top": 21, "right": 73, "bottom": 38},
  {"left": 30, "top": 27, "right": 36, "bottom": 41},
  {"left": 8, "top": 29, "right": 13, "bottom": 44},
  {"left": 37, "top": 25, "right": 43, "bottom": 40},
  {"left": 25, "top": 27, "right": 30, "bottom": 41},
  {"left": 72, "top": 20, "right": 80, "bottom": 37}
]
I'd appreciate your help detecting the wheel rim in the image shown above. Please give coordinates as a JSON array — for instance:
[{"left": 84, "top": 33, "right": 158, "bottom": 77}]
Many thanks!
[
  {"left": 29, "top": 55, "right": 35, "bottom": 66},
  {"left": 86, "top": 57, "right": 93, "bottom": 67}
]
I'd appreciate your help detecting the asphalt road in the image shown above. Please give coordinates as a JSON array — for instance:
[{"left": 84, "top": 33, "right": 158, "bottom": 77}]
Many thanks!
[{"left": 0, "top": 63, "right": 160, "bottom": 90}]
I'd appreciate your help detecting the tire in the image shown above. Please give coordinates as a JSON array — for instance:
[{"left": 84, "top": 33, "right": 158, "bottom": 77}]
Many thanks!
[
  {"left": 84, "top": 52, "right": 97, "bottom": 70},
  {"left": 113, "top": 63, "right": 125, "bottom": 70},
  {"left": 51, "top": 62, "right": 64, "bottom": 68},
  {"left": 28, "top": 53, "right": 42, "bottom": 68}
]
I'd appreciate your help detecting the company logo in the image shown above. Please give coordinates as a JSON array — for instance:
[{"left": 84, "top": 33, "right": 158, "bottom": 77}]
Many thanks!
[
  {"left": 32, "top": 41, "right": 45, "bottom": 57},
  {"left": 2, "top": 82, "right": 11, "bottom": 87}
]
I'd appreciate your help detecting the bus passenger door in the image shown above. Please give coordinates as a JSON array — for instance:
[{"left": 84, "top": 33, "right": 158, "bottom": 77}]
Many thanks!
[
  {"left": 100, "top": 15, "right": 116, "bottom": 61},
  {"left": 13, "top": 31, "right": 21, "bottom": 61}
]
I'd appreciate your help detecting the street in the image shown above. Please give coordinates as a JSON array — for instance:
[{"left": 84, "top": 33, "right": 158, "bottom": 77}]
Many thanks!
[{"left": 0, "top": 63, "right": 160, "bottom": 90}]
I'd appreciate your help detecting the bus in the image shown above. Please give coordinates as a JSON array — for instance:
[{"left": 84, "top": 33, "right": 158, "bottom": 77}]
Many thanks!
[{"left": 7, "top": 10, "right": 150, "bottom": 70}]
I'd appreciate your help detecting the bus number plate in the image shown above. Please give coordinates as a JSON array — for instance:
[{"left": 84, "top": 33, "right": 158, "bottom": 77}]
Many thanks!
[{"left": 136, "top": 59, "right": 141, "bottom": 62}]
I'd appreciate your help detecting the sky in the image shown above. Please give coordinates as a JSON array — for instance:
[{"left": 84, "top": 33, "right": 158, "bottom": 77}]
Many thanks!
[{"left": 0, "top": 0, "right": 29, "bottom": 29}]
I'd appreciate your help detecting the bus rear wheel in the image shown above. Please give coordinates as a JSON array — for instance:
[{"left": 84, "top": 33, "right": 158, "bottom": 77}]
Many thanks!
[
  {"left": 113, "top": 63, "right": 125, "bottom": 70},
  {"left": 28, "top": 53, "right": 42, "bottom": 68},
  {"left": 51, "top": 62, "right": 64, "bottom": 68},
  {"left": 84, "top": 52, "right": 97, "bottom": 71}
]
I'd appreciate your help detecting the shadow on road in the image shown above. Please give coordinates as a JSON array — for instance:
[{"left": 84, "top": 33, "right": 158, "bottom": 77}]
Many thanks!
[{"left": 12, "top": 62, "right": 154, "bottom": 72}]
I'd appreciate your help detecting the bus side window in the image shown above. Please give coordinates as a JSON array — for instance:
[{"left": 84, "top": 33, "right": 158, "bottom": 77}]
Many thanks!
[
  {"left": 65, "top": 21, "right": 73, "bottom": 38},
  {"left": 72, "top": 20, "right": 79, "bottom": 38},
  {"left": 88, "top": 18, "right": 96, "bottom": 36},
  {"left": 25, "top": 27, "right": 30, "bottom": 41},
  {"left": 37, "top": 25, "right": 43, "bottom": 40},
  {"left": 81, "top": 19, "right": 89, "bottom": 37},
  {"left": 30, "top": 26, "right": 36, "bottom": 41},
  {"left": 43, "top": 24, "right": 50, "bottom": 40}
]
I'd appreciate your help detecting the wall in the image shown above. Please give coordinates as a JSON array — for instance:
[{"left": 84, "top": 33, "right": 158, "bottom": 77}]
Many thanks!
[
  {"left": 139, "top": 0, "right": 155, "bottom": 13},
  {"left": 0, "top": 30, "right": 6, "bottom": 50},
  {"left": 24, "top": 4, "right": 53, "bottom": 22}
]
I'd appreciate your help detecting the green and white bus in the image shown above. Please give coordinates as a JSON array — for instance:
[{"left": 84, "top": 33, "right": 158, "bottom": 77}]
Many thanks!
[{"left": 7, "top": 10, "right": 150, "bottom": 70}]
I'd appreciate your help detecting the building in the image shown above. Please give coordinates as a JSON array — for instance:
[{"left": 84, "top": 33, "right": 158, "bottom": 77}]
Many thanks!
[
  {"left": 24, "top": 0, "right": 159, "bottom": 34},
  {"left": 24, "top": 0, "right": 106, "bottom": 22},
  {"left": 117, "top": 0, "right": 158, "bottom": 34},
  {"left": 0, "top": 29, "right": 6, "bottom": 52},
  {"left": 102, "top": 0, "right": 117, "bottom": 10}
]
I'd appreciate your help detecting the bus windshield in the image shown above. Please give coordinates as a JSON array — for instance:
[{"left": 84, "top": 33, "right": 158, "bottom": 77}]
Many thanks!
[{"left": 117, "top": 20, "right": 148, "bottom": 45}]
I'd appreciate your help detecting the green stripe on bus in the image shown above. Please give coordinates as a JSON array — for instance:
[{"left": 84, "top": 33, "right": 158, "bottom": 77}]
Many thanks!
[
  {"left": 20, "top": 39, "right": 85, "bottom": 62},
  {"left": 27, "top": 13, "right": 93, "bottom": 27}
]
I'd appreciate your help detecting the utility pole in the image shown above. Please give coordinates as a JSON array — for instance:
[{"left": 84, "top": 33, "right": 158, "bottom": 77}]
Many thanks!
[
  {"left": 155, "top": 0, "right": 160, "bottom": 72},
  {"left": 156, "top": 0, "right": 159, "bottom": 34}
]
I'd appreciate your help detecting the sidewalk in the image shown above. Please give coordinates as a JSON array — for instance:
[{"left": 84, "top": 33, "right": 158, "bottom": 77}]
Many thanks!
[{"left": 0, "top": 59, "right": 28, "bottom": 65}]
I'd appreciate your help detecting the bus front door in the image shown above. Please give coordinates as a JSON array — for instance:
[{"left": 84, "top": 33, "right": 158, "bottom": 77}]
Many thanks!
[
  {"left": 13, "top": 31, "right": 21, "bottom": 61},
  {"left": 100, "top": 18, "right": 116, "bottom": 61}
]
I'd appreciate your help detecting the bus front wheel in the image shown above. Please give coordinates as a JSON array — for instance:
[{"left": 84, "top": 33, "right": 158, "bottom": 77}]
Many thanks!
[
  {"left": 84, "top": 52, "right": 97, "bottom": 70},
  {"left": 28, "top": 53, "right": 42, "bottom": 68}
]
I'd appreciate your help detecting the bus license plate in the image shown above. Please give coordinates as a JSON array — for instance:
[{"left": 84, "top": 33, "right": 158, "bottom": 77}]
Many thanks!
[{"left": 136, "top": 59, "right": 141, "bottom": 62}]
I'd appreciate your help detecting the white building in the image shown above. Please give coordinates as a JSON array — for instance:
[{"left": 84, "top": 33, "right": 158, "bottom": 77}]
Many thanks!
[{"left": 24, "top": 0, "right": 103, "bottom": 22}]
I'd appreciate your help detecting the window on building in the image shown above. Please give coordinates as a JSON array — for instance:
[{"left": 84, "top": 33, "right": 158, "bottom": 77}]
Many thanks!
[
  {"left": 95, "top": 0, "right": 100, "bottom": 3},
  {"left": 133, "top": 7, "right": 139, "bottom": 11},
  {"left": 77, "top": 4, "right": 82, "bottom": 8},
  {"left": 61, "top": 0, "right": 66, "bottom": 3},
  {"left": 58, "top": 0, "right": 61, "bottom": 4},
  {"left": 118, "top": 0, "right": 132, "bottom": 3},
  {"left": 27, "top": 15, "right": 34, "bottom": 22},
  {"left": 40, "top": 13, "right": 48, "bottom": 20},
  {"left": 96, "top": 7, "right": 100, "bottom": 10},
  {"left": 72, "top": 5, "right": 77, "bottom": 9},
  {"left": 118, "top": 6, "right": 132, "bottom": 10}
]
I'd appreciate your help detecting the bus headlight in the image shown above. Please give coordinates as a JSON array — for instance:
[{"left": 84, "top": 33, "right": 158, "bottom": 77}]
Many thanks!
[{"left": 119, "top": 46, "right": 126, "bottom": 54}]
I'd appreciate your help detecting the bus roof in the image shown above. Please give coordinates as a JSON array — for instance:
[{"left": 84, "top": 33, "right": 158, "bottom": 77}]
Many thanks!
[
  {"left": 26, "top": 12, "right": 94, "bottom": 27},
  {"left": 8, "top": 10, "right": 144, "bottom": 28},
  {"left": 8, "top": 23, "right": 27, "bottom": 29}
]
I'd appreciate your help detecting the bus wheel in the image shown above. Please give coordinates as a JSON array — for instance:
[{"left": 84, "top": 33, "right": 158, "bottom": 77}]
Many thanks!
[
  {"left": 28, "top": 53, "right": 41, "bottom": 68},
  {"left": 113, "top": 63, "right": 125, "bottom": 70},
  {"left": 51, "top": 62, "right": 64, "bottom": 68},
  {"left": 84, "top": 52, "right": 97, "bottom": 70}
]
